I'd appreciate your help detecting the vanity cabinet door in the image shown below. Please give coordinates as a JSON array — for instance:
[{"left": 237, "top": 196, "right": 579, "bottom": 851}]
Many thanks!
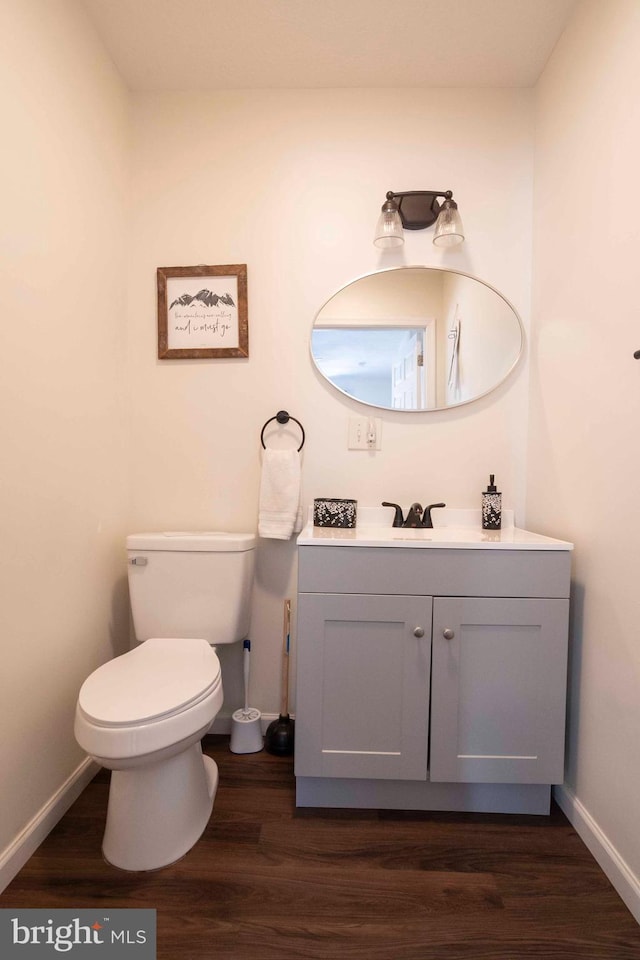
[
  {"left": 430, "top": 597, "right": 569, "bottom": 784},
  {"left": 295, "top": 593, "right": 432, "bottom": 780}
]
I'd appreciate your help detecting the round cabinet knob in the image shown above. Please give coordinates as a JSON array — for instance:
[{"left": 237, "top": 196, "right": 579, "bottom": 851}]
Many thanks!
[
  {"left": 413, "top": 627, "right": 425, "bottom": 638},
  {"left": 443, "top": 628, "right": 455, "bottom": 640}
]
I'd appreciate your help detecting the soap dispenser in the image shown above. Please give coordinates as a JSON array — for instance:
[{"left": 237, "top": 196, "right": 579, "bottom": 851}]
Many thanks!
[{"left": 482, "top": 474, "right": 502, "bottom": 530}]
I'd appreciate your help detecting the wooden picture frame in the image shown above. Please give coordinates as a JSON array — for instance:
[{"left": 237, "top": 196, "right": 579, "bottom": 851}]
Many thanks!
[{"left": 157, "top": 264, "right": 248, "bottom": 359}]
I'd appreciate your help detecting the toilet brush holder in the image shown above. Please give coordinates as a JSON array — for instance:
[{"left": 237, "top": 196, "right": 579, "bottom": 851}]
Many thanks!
[
  {"left": 230, "top": 708, "right": 263, "bottom": 754},
  {"left": 230, "top": 639, "right": 263, "bottom": 754}
]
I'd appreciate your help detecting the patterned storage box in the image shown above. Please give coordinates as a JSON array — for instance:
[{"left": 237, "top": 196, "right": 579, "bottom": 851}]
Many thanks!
[{"left": 313, "top": 498, "right": 357, "bottom": 528}]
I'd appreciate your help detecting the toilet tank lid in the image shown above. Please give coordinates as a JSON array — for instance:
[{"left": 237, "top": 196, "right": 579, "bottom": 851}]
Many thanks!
[{"left": 127, "top": 531, "right": 256, "bottom": 552}]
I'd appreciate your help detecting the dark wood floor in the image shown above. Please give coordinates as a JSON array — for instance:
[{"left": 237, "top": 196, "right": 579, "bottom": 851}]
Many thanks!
[{"left": 3, "top": 736, "right": 639, "bottom": 959}]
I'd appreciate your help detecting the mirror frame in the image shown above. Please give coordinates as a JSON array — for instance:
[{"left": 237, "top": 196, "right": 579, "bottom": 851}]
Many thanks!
[{"left": 310, "top": 265, "right": 525, "bottom": 412}]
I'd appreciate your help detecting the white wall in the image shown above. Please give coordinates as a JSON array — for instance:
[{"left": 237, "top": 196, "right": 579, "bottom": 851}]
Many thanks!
[
  {"left": 127, "top": 87, "right": 534, "bottom": 716},
  {"left": 0, "top": 0, "right": 130, "bottom": 877},
  {"left": 530, "top": 0, "right": 640, "bottom": 920}
]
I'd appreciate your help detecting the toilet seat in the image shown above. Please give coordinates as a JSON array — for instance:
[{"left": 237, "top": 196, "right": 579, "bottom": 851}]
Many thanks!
[
  {"left": 75, "top": 638, "right": 223, "bottom": 761},
  {"left": 78, "top": 637, "right": 221, "bottom": 726}
]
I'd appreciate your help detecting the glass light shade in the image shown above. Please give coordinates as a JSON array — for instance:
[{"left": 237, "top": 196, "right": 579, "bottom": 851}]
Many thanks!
[
  {"left": 433, "top": 200, "right": 464, "bottom": 247},
  {"left": 374, "top": 200, "right": 404, "bottom": 248}
]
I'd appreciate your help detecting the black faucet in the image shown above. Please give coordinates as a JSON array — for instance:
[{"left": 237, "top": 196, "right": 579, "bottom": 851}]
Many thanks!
[{"left": 382, "top": 501, "right": 446, "bottom": 528}]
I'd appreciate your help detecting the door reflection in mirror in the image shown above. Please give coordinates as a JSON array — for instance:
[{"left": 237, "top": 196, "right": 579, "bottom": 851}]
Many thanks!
[{"left": 312, "top": 323, "right": 436, "bottom": 410}]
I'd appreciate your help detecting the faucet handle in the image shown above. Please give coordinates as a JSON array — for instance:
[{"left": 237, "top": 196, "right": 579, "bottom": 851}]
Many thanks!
[
  {"left": 382, "top": 502, "right": 404, "bottom": 528},
  {"left": 422, "top": 502, "right": 446, "bottom": 528}
]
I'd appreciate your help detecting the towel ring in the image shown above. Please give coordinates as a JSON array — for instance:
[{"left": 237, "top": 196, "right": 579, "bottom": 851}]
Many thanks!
[{"left": 260, "top": 410, "right": 305, "bottom": 452}]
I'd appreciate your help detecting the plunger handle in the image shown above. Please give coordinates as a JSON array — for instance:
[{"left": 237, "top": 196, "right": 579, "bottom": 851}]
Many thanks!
[{"left": 280, "top": 600, "right": 291, "bottom": 716}]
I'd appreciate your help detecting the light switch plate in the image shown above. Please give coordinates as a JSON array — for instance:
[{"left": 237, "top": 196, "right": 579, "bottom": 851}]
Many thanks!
[{"left": 348, "top": 416, "right": 382, "bottom": 450}]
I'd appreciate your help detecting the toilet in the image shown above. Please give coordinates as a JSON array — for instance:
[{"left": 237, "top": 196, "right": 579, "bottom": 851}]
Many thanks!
[{"left": 74, "top": 531, "right": 255, "bottom": 871}]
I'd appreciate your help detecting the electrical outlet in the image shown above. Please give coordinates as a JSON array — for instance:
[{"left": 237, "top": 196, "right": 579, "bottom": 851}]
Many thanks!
[{"left": 348, "top": 416, "right": 382, "bottom": 450}]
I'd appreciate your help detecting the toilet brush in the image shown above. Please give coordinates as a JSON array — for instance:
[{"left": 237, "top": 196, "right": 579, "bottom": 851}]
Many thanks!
[{"left": 229, "top": 639, "right": 264, "bottom": 754}]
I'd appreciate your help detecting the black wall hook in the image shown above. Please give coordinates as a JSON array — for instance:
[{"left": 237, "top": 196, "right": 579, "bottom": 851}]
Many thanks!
[{"left": 260, "top": 410, "right": 305, "bottom": 451}]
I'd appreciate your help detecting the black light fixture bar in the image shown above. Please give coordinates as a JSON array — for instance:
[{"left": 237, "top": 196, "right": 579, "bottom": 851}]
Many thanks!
[{"left": 385, "top": 189, "right": 454, "bottom": 230}]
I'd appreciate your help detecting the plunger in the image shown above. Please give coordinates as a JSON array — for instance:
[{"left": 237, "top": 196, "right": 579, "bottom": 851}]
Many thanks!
[{"left": 265, "top": 600, "right": 295, "bottom": 756}]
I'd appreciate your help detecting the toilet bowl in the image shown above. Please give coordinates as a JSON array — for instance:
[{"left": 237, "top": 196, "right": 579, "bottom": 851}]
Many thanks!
[
  {"left": 75, "top": 637, "right": 223, "bottom": 871},
  {"left": 75, "top": 530, "right": 256, "bottom": 871}
]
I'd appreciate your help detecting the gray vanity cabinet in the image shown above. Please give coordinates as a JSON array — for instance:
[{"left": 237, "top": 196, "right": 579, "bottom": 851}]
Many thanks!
[
  {"left": 296, "top": 544, "right": 571, "bottom": 807},
  {"left": 430, "top": 596, "right": 569, "bottom": 784},
  {"left": 295, "top": 593, "right": 432, "bottom": 780}
]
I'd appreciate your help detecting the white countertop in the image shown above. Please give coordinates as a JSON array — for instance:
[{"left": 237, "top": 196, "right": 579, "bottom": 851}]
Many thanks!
[{"left": 297, "top": 507, "right": 573, "bottom": 551}]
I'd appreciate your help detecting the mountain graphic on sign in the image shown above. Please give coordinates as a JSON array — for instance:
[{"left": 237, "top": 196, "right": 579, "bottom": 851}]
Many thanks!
[{"left": 169, "top": 289, "right": 236, "bottom": 310}]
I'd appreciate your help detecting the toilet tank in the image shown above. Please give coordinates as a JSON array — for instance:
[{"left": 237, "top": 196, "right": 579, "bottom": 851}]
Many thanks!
[{"left": 126, "top": 532, "right": 256, "bottom": 646}]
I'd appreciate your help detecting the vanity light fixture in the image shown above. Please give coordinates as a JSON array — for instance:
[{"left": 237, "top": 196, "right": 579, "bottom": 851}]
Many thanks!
[{"left": 373, "top": 190, "right": 464, "bottom": 248}]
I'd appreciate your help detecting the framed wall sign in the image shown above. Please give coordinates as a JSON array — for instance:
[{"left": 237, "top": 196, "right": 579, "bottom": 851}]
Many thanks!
[{"left": 157, "top": 264, "right": 248, "bottom": 359}]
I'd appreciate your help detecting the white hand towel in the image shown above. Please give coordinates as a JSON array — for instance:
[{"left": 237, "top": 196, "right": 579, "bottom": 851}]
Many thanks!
[{"left": 258, "top": 448, "right": 302, "bottom": 540}]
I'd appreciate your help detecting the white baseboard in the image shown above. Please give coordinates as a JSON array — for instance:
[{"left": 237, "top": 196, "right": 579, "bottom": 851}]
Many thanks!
[
  {"left": 0, "top": 757, "right": 99, "bottom": 894},
  {"left": 553, "top": 783, "right": 640, "bottom": 925}
]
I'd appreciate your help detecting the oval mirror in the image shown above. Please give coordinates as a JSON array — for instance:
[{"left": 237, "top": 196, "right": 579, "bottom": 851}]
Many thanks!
[{"left": 311, "top": 266, "right": 524, "bottom": 411}]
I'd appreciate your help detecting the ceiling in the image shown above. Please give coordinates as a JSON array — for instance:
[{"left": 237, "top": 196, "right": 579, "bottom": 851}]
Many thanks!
[{"left": 81, "top": 0, "right": 578, "bottom": 92}]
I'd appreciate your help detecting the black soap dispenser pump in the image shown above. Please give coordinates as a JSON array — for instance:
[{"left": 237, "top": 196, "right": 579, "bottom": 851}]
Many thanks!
[{"left": 482, "top": 474, "right": 502, "bottom": 530}]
